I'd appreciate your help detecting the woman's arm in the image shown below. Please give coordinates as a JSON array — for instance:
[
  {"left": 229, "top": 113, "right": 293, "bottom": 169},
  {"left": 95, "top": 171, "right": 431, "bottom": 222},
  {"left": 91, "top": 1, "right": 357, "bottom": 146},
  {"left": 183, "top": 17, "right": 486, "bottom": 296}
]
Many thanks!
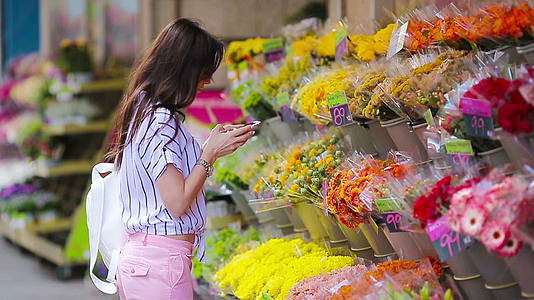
[{"left": 156, "top": 124, "right": 253, "bottom": 218}]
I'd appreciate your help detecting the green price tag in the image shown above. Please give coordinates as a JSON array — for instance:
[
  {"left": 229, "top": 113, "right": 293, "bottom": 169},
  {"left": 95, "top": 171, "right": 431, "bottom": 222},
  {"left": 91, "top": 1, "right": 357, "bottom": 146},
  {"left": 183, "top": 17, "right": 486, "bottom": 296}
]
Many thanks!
[
  {"left": 263, "top": 38, "right": 284, "bottom": 52},
  {"left": 276, "top": 92, "right": 290, "bottom": 106},
  {"left": 424, "top": 109, "right": 434, "bottom": 126},
  {"left": 375, "top": 198, "right": 401, "bottom": 212},
  {"left": 327, "top": 91, "right": 348, "bottom": 107},
  {"left": 238, "top": 61, "right": 248, "bottom": 71},
  {"left": 335, "top": 27, "right": 348, "bottom": 61},
  {"left": 335, "top": 27, "right": 348, "bottom": 45},
  {"left": 445, "top": 139, "right": 474, "bottom": 155}
]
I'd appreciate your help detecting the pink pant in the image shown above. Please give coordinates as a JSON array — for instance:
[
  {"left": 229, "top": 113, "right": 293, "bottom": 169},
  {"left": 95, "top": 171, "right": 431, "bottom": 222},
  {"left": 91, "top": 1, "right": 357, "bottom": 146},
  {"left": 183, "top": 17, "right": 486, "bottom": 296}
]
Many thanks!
[{"left": 117, "top": 232, "right": 194, "bottom": 300}]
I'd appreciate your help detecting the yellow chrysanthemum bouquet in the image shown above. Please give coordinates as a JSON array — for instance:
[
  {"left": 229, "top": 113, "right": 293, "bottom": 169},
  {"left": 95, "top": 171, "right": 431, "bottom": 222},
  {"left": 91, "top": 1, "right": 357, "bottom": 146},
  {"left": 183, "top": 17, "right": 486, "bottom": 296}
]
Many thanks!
[
  {"left": 291, "top": 64, "right": 359, "bottom": 124},
  {"left": 215, "top": 238, "right": 354, "bottom": 300}
]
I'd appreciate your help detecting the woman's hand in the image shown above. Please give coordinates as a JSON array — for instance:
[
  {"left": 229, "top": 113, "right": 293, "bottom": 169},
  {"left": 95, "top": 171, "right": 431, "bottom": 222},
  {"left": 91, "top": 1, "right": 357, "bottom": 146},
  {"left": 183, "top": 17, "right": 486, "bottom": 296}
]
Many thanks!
[{"left": 201, "top": 124, "right": 255, "bottom": 163}]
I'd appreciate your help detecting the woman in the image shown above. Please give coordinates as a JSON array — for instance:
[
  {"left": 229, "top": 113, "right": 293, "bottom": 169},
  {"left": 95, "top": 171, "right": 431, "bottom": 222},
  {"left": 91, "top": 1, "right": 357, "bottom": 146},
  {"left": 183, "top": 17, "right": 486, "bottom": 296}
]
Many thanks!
[{"left": 106, "top": 18, "right": 254, "bottom": 299}]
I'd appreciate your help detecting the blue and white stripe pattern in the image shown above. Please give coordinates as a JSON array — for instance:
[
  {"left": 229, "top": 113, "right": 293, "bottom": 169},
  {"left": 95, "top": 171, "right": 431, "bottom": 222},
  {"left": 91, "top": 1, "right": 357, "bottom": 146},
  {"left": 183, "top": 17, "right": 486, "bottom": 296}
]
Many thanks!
[{"left": 118, "top": 102, "right": 206, "bottom": 261}]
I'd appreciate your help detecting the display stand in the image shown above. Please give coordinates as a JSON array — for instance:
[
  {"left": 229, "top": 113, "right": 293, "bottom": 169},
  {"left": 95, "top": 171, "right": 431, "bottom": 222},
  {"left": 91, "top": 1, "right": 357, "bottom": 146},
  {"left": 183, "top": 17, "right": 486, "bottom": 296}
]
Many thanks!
[{"left": 0, "top": 79, "right": 125, "bottom": 279}]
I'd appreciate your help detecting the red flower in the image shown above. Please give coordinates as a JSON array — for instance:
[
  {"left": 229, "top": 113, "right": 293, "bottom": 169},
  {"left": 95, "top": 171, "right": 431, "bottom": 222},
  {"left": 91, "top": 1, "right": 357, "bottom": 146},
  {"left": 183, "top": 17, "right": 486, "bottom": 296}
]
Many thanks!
[
  {"left": 413, "top": 176, "right": 455, "bottom": 226},
  {"left": 464, "top": 78, "right": 516, "bottom": 107},
  {"left": 497, "top": 89, "right": 533, "bottom": 134}
]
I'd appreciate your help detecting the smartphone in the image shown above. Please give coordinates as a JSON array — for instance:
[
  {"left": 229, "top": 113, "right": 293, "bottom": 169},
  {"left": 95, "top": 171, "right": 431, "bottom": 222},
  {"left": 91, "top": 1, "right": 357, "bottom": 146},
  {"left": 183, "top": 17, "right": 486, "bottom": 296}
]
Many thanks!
[{"left": 245, "top": 121, "right": 261, "bottom": 127}]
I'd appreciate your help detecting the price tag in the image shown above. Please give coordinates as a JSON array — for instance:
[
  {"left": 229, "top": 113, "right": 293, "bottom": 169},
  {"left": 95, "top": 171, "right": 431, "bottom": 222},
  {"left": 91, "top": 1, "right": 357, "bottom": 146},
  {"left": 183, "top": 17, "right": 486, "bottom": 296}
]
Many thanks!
[
  {"left": 263, "top": 38, "right": 285, "bottom": 63},
  {"left": 387, "top": 21, "right": 408, "bottom": 58},
  {"left": 335, "top": 27, "right": 348, "bottom": 61},
  {"left": 381, "top": 212, "right": 404, "bottom": 232},
  {"left": 238, "top": 61, "right": 248, "bottom": 71},
  {"left": 276, "top": 92, "right": 290, "bottom": 106},
  {"left": 276, "top": 92, "right": 297, "bottom": 122},
  {"left": 375, "top": 198, "right": 401, "bottom": 212},
  {"left": 279, "top": 105, "right": 297, "bottom": 122},
  {"left": 424, "top": 109, "right": 434, "bottom": 127},
  {"left": 460, "top": 97, "right": 494, "bottom": 138},
  {"left": 445, "top": 139, "right": 474, "bottom": 172},
  {"left": 425, "top": 215, "right": 475, "bottom": 262},
  {"left": 327, "top": 91, "right": 353, "bottom": 127}
]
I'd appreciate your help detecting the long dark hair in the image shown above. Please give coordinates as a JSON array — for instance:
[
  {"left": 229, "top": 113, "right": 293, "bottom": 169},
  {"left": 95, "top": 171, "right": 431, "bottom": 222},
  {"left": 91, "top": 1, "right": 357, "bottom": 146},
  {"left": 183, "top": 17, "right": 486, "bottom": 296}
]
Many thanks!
[{"left": 106, "top": 18, "right": 224, "bottom": 167}]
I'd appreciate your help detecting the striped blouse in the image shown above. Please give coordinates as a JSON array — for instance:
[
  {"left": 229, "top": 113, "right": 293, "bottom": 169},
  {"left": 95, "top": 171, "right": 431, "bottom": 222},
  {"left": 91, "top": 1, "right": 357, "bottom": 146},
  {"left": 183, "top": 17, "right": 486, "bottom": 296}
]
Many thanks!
[{"left": 118, "top": 102, "right": 206, "bottom": 261}]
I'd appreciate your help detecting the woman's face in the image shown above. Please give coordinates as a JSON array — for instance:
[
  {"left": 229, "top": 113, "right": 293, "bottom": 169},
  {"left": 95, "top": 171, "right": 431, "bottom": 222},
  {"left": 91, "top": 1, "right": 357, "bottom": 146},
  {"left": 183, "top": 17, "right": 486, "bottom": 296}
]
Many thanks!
[{"left": 197, "top": 77, "right": 213, "bottom": 91}]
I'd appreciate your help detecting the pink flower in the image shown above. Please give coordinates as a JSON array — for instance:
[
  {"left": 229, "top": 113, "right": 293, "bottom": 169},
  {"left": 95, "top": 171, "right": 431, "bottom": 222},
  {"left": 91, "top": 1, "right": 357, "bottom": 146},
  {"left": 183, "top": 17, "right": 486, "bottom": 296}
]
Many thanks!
[
  {"left": 447, "top": 213, "right": 461, "bottom": 232},
  {"left": 481, "top": 221, "right": 510, "bottom": 251},
  {"left": 495, "top": 234, "right": 522, "bottom": 257},
  {"left": 460, "top": 205, "right": 488, "bottom": 236},
  {"left": 450, "top": 187, "right": 473, "bottom": 211}
]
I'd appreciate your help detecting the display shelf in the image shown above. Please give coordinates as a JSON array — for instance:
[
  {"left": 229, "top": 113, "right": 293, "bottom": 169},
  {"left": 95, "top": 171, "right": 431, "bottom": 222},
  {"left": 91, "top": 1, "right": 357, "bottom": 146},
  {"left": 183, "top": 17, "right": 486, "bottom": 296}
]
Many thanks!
[
  {"left": 25, "top": 218, "right": 73, "bottom": 233},
  {"left": 42, "top": 120, "right": 110, "bottom": 136},
  {"left": 78, "top": 78, "right": 126, "bottom": 93},
  {"left": 0, "top": 218, "right": 84, "bottom": 267},
  {"left": 35, "top": 160, "right": 94, "bottom": 178}
]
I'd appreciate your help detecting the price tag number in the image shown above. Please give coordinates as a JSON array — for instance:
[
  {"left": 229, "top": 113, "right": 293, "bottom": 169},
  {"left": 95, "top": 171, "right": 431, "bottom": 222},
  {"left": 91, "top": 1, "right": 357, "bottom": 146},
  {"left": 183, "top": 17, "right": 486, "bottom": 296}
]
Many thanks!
[
  {"left": 330, "top": 103, "right": 353, "bottom": 127},
  {"left": 465, "top": 114, "right": 493, "bottom": 138},
  {"left": 382, "top": 212, "right": 404, "bottom": 232}
]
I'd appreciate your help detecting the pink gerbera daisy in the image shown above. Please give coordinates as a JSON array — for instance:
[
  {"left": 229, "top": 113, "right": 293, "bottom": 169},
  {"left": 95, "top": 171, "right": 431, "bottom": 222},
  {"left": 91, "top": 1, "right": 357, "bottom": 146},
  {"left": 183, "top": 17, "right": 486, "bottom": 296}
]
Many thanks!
[
  {"left": 481, "top": 221, "right": 510, "bottom": 251},
  {"left": 447, "top": 213, "right": 461, "bottom": 232},
  {"left": 460, "top": 205, "right": 488, "bottom": 236},
  {"left": 496, "top": 234, "right": 522, "bottom": 257}
]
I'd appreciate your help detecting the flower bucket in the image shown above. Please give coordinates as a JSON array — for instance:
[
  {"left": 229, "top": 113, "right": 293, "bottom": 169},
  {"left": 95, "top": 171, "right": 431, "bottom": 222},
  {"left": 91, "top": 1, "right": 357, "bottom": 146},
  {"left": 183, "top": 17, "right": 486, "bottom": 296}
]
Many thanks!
[
  {"left": 269, "top": 206, "right": 294, "bottom": 235},
  {"left": 505, "top": 245, "right": 534, "bottom": 297},
  {"left": 516, "top": 43, "right": 534, "bottom": 64},
  {"left": 294, "top": 202, "right": 328, "bottom": 242},
  {"left": 412, "top": 122, "right": 428, "bottom": 150},
  {"left": 447, "top": 250, "right": 495, "bottom": 300},
  {"left": 283, "top": 205, "right": 308, "bottom": 234},
  {"left": 263, "top": 116, "right": 303, "bottom": 144},
  {"left": 312, "top": 207, "right": 348, "bottom": 246},
  {"left": 495, "top": 128, "right": 534, "bottom": 172},
  {"left": 468, "top": 242, "right": 521, "bottom": 300},
  {"left": 232, "top": 191, "right": 258, "bottom": 224},
  {"left": 383, "top": 230, "right": 423, "bottom": 260},
  {"left": 409, "top": 232, "right": 438, "bottom": 257},
  {"left": 478, "top": 146, "right": 511, "bottom": 169},
  {"left": 336, "top": 219, "right": 374, "bottom": 260},
  {"left": 366, "top": 120, "right": 397, "bottom": 158},
  {"left": 340, "top": 123, "right": 376, "bottom": 155},
  {"left": 380, "top": 118, "right": 428, "bottom": 162},
  {"left": 359, "top": 223, "right": 396, "bottom": 259}
]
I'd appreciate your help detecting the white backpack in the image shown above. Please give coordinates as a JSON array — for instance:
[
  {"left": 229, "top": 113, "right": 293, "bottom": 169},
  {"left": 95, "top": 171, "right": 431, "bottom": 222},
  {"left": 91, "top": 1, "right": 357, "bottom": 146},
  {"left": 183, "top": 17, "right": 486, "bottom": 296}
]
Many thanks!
[{"left": 86, "top": 163, "right": 127, "bottom": 294}]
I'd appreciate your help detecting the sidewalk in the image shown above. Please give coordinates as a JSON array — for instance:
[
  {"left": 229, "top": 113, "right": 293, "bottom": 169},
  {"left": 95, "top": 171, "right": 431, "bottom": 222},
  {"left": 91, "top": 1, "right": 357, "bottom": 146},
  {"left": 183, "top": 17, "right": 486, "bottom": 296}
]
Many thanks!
[{"left": 0, "top": 237, "right": 115, "bottom": 300}]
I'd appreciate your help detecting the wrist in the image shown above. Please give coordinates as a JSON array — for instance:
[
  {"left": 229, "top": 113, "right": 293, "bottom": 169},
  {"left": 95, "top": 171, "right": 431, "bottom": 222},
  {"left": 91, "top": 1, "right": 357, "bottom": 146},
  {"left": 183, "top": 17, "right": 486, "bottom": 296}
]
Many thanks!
[{"left": 201, "top": 147, "right": 216, "bottom": 164}]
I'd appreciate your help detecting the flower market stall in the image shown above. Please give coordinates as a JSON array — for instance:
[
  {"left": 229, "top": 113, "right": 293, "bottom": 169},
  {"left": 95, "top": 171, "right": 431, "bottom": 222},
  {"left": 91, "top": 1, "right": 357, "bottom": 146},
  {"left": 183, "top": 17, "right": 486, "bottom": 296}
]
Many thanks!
[{"left": 196, "top": 2, "right": 534, "bottom": 300}]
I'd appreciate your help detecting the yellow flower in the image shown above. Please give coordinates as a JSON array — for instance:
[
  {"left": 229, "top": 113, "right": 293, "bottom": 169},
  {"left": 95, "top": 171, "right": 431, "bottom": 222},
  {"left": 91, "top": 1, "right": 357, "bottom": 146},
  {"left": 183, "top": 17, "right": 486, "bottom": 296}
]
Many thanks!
[
  {"left": 60, "top": 39, "right": 71, "bottom": 48},
  {"left": 76, "top": 39, "right": 86, "bottom": 47},
  {"left": 215, "top": 239, "right": 353, "bottom": 300},
  {"left": 315, "top": 31, "right": 336, "bottom": 57},
  {"left": 291, "top": 35, "right": 317, "bottom": 58}
]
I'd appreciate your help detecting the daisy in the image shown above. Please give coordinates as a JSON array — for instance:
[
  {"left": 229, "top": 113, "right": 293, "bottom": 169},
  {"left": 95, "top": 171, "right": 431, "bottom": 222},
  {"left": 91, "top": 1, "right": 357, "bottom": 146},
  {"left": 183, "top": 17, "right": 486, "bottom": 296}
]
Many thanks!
[
  {"left": 481, "top": 221, "right": 510, "bottom": 251},
  {"left": 460, "top": 205, "right": 488, "bottom": 236},
  {"left": 496, "top": 234, "right": 522, "bottom": 257}
]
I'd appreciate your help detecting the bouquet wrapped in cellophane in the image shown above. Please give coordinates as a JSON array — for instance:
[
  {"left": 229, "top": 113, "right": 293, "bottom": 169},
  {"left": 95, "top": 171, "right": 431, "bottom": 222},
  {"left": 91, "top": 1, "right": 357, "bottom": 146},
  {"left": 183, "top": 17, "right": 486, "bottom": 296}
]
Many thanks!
[{"left": 248, "top": 130, "right": 347, "bottom": 213}]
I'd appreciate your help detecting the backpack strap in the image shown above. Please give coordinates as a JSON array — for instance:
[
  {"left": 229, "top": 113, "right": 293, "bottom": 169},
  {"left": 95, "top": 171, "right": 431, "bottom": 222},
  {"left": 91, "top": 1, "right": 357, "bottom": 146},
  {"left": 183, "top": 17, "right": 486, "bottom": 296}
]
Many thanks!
[{"left": 87, "top": 163, "right": 118, "bottom": 294}]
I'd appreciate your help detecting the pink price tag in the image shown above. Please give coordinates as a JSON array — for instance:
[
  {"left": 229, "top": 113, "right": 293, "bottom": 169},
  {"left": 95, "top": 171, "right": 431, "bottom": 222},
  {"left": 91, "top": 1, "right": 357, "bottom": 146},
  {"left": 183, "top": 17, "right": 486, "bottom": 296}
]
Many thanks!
[
  {"left": 460, "top": 97, "right": 492, "bottom": 118},
  {"left": 425, "top": 215, "right": 450, "bottom": 242}
]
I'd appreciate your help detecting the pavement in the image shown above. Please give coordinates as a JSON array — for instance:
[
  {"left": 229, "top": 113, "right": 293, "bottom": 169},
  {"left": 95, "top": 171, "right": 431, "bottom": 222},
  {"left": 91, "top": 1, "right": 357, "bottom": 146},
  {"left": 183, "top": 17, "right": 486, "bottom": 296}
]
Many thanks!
[{"left": 0, "top": 237, "right": 115, "bottom": 300}]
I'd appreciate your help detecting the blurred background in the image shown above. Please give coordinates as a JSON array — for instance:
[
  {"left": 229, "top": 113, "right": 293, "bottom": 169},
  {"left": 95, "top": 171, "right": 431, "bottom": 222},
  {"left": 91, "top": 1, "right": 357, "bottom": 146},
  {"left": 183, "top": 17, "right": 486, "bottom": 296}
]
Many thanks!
[{"left": 0, "top": 0, "right": 428, "bottom": 299}]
